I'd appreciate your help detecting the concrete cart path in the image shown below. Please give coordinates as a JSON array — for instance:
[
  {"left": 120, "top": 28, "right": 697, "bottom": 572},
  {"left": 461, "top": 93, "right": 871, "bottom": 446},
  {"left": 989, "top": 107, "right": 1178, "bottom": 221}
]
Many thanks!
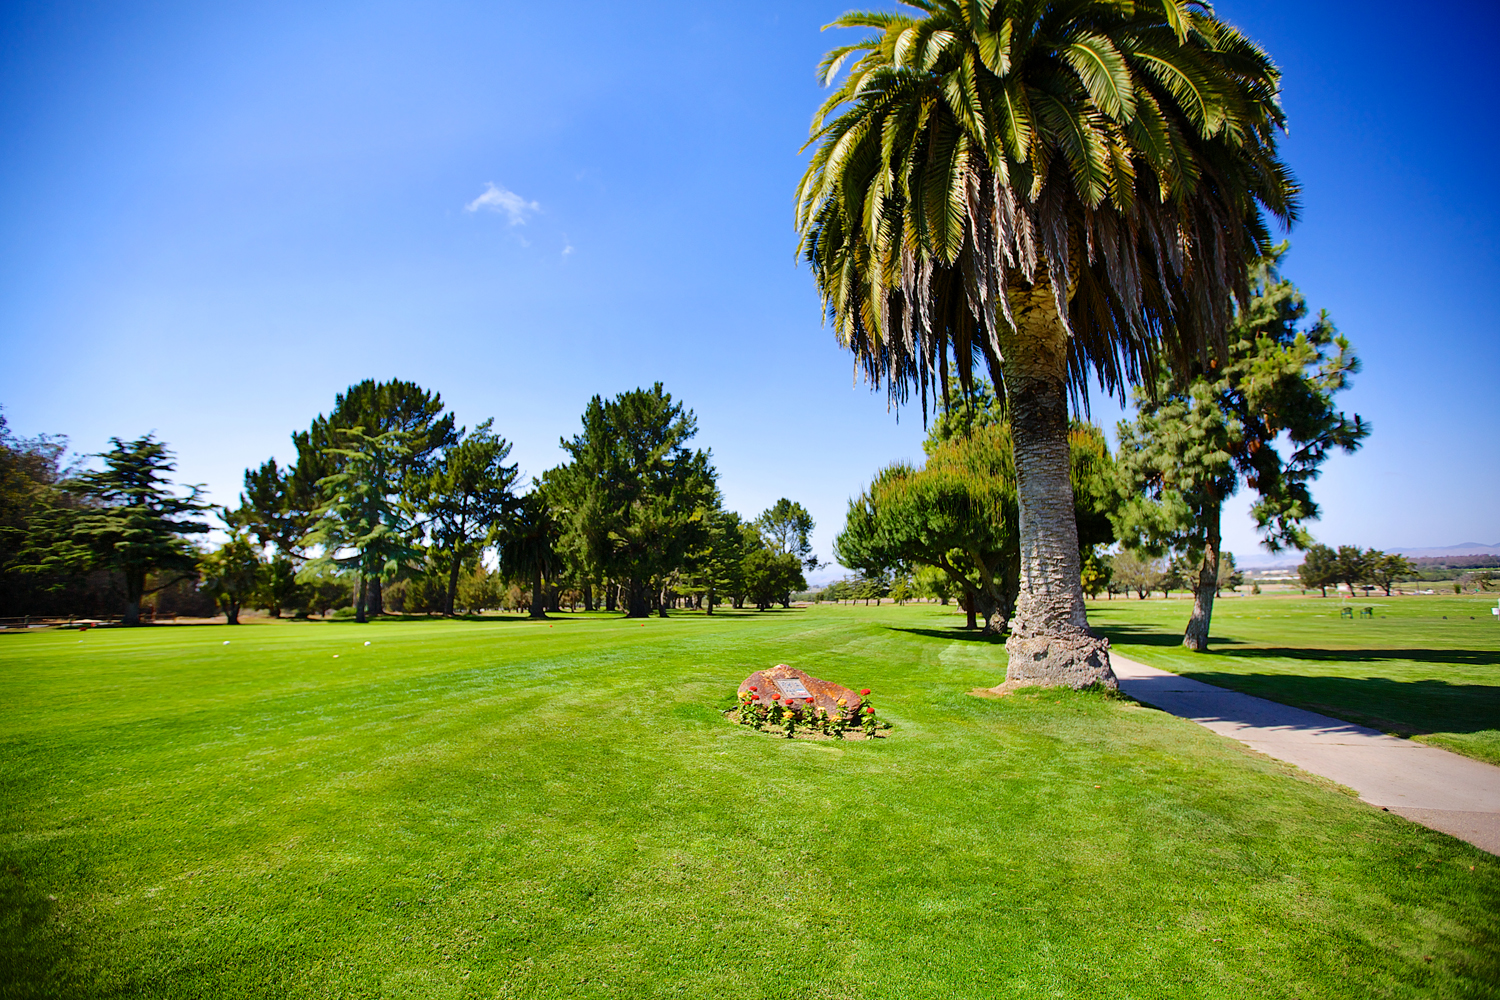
[{"left": 1110, "top": 653, "right": 1500, "bottom": 856}]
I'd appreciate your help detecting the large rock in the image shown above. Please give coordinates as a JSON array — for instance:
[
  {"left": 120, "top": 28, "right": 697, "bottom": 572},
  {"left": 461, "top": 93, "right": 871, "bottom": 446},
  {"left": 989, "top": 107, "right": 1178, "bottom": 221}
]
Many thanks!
[{"left": 737, "top": 664, "right": 863, "bottom": 716}]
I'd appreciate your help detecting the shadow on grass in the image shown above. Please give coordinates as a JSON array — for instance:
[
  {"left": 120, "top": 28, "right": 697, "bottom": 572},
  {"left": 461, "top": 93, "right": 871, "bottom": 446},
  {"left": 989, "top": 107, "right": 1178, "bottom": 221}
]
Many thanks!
[
  {"left": 1095, "top": 623, "right": 1245, "bottom": 647},
  {"left": 1217, "top": 646, "right": 1500, "bottom": 667},
  {"left": 886, "top": 626, "right": 1004, "bottom": 643},
  {"left": 1176, "top": 671, "right": 1500, "bottom": 738}
]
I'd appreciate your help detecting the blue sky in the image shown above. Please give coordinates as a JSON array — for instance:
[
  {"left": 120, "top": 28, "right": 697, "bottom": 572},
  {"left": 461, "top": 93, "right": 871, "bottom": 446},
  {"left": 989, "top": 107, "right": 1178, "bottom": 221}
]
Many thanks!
[{"left": 1, "top": 0, "right": 1496, "bottom": 575}]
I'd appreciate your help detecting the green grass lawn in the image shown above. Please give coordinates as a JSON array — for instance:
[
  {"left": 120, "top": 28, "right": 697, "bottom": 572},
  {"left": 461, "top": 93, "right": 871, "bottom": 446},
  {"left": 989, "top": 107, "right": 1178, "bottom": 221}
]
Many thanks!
[
  {"left": 2, "top": 606, "right": 1498, "bottom": 999},
  {"left": 1092, "top": 593, "right": 1500, "bottom": 765}
]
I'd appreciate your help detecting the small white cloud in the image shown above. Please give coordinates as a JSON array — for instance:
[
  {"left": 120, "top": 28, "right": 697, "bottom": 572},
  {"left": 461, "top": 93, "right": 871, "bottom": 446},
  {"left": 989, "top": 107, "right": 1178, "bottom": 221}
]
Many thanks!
[
  {"left": 561, "top": 235, "right": 574, "bottom": 256},
  {"left": 465, "top": 182, "right": 540, "bottom": 225}
]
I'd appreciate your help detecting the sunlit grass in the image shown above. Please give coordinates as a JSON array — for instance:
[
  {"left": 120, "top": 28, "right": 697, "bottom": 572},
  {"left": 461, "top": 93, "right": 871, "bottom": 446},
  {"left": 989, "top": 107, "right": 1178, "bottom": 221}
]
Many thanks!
[{"left": 2, "top": 605, "right": 1497, "bottom": 998}]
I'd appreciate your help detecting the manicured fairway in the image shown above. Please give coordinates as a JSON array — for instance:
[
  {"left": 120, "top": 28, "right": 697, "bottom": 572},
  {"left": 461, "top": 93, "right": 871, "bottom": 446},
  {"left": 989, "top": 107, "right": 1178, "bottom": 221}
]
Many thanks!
[
  {"left": 1092, "top": 593, "right": 1500, "bottom": 765},
  {"left": 2, "top": 606, "right": 1498, "bottom": 999}
]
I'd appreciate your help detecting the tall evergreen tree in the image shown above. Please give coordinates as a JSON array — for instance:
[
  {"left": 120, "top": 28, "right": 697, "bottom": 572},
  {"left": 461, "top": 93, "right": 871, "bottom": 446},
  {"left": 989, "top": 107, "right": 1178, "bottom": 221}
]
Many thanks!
[
  {"left": 755, "top": 499, "right": 818, "bottom": 571},
  {"left": 1115, "top": 250, "right": 1367, "bottom": 649},
  {"left": 29, "top": 435, "right": 209, "bottom": 625},
  {"left": 296, "top": 380, "right": 455, "bottom": 616},
  {"left": 555, "top": 384, "right": 717, "bottom": 618},
  {"left": 497, "top": 490, "right": 559, "bottom": 620},
  {"left": 412, "top": 419, "right": 518, "bottom": 616},
  {"left": 228, "top": 458, "right": 309, "bottom": 617},
  {"left": 301, "top": 427, "right": 423, "bottom": 623}
]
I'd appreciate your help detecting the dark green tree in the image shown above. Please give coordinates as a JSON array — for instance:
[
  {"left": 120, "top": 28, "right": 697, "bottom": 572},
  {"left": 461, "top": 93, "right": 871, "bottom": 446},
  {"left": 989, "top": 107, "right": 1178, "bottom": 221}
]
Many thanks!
[
  {"left": 295, "top": 380, "right": 455, "bottom": 616},
  {"left": 497, "top": 490, "right": 559, "bottom": 620},
  {"left": 556, "top": 385, "right": 717, "bottom": 618},
  {"left": 925, "top": 378, "right": 1118, "bottom": 558},
  {"left": 741, "top": 547, "right": 807, "bottom": 611},
  {"left": 32, "top": 435, "right": 209, "bottom": 625},
  {"left": 839, "top": 423, "right": 1018, "bottom": 632},
  {"left": 301, "top": 427, "right": 423, "bottom": 623},
  {"left": 0, "top": 411, "right": 79, "bottom": 614},
  {"left": 1298, "top": 544, "right": 1338, "bottom": 597},
  {"left": 412, "top": 419, "right": 518, "bottom": 616},
  {"left": 198, "top": 532, "right": 264, "bottom": 625},
  {"left": 1116, "top": 250, "right": 1368, "bottom": 650},
  {"left": 1216, "top": 552, "right": 1244, "bottom": 596},
  {"left": 1334, "top": 545, "right": 1371, "bottom": 597},
  {"left": 1368, "top": 551, "right": 1415, "bottom": 597},
  {"left": 228, "top": 458, "right": 311, "bottom": 617},
  {"left": 755, "top": 499, "right": 817, "bottom": 572}
]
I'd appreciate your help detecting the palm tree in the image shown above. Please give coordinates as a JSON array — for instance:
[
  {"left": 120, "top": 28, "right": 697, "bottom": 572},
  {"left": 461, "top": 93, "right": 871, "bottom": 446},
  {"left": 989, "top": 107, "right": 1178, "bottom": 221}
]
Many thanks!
[
  {"left": 796, "top": 0, "right": 1296, "bottom": 686},
  {"left": 497, "top": 491, "right": 559, "bottom": 620}
]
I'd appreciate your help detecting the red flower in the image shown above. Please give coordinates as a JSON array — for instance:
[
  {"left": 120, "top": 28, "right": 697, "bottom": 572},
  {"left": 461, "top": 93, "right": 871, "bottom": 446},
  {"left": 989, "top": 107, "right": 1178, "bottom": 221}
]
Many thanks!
[
  {"left": 805, "top": 697, "right": 814, "bottom": 703},
  {"left": 771, "top": 694, "right": 780, "bottom": 701},
  {"left": 865, "top": 706, "right": 875, "bottom": 714},
  {"left": 749, "top": 686, "right": 758, "bottom": 691},
  {"left": 860, "top": 689, "right": 871, "bottom": 696}
]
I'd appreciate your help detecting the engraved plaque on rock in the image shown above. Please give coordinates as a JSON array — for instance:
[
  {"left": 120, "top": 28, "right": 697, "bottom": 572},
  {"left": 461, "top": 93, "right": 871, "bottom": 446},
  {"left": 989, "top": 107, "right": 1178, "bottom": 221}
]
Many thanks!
[{"left": 774, "top": 677, "right": 811, "bottom": 699}]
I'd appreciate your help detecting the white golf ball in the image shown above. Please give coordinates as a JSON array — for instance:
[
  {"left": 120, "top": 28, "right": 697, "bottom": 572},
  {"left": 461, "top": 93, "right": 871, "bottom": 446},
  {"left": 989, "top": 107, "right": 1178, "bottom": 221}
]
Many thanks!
[
  {"left": 364, "top": 641, "right": 371, "bottom": 646},
  {"left": 333, "top": 654, "right": 339, "bottom": 658},
  {"left": 223, "top": 640, "right": 230, "bottom": 645}
]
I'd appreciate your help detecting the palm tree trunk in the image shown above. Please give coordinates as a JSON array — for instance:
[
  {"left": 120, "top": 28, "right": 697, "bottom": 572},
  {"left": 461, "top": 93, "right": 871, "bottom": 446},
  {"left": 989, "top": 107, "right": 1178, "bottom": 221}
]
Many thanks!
[
  {"left": 1183, "top": 500, "right": 1222, "bottom": 652},
  {"left": 997, "top": 274, "right": 1116, "bottom": 688}
]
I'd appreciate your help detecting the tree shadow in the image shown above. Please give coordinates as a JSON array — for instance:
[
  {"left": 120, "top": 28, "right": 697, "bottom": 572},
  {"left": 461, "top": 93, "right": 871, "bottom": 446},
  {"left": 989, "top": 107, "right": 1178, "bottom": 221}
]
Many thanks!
[
  {"left": 886, "top": 626, "right": 1005, "bottom": 643},
  {"left": 1095, "top": 623, "right": 1246, "bottom": 647},
  {"left": 1216, "top": 646, "right": 1500, "bottom": 667},
  {"left": 1174, "top": 671, "right": 1500, "bottom": 738}
]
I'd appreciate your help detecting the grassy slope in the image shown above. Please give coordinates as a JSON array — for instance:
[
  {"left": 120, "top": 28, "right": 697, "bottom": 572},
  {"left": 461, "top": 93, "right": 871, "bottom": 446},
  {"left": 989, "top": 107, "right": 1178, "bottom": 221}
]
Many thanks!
[
  {"left": 1092, "top": 593, "right": 1500, "bottom": 765},
  {"left": 1, "top": 606, "right": 1497, "bottom": 999}
]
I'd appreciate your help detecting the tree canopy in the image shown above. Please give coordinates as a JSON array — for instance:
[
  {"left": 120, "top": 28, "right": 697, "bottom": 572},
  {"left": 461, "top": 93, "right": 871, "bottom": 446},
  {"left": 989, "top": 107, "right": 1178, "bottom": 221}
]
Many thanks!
[
  {"left": 1116, "top": 248, "right": 1367, "bottom": 649},
  {"left": 798, "top": 0, "right": 1298, "bottom": 687},
  {"left": 30, "top": 435, "right": 209, "bottom": 625}
]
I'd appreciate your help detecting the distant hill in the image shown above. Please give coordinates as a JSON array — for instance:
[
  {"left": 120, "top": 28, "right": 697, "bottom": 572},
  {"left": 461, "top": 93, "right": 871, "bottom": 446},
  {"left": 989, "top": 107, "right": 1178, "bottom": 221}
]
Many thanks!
[
  {"left": 1230, "top": 541, "right": 1500, "bottom": 572},
  {"left": 1395, "top": 542, "right": 1500, "bottom": 559}
]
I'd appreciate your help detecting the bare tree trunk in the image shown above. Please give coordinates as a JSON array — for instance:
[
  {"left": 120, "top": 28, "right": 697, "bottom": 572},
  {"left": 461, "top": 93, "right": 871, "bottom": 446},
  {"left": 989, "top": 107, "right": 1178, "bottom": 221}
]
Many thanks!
[
  {"left": 368, "top": 578, "right": 383, "bottom": 617},
  {"left": 225, "top": 598, "right": 241, "bottom": 626},
  {"left": 626, "top": 577, "right": 648, "bottom": 618},
  {"left": 1183, "top": 500, "right": 1222, "bottom": 652},
  {"left": 355, "top": 574, "right": 367, "bottom": 624},
  {"left": 583, "top": 581, "right": 594, "bottom": 612},
  {"left": 530, "top": 567, "right": 548, "bottom": 619},
  {"left": 997, "top": 273, "right": 1116, "bottom": 689},
  {"left": 446, "top": 554, "right": 462, "bottom": 617}
]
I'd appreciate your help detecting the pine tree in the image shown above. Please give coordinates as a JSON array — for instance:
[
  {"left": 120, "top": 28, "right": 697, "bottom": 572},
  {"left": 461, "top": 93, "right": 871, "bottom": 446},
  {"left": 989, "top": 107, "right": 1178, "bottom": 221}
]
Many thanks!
[
  {"left": 33, "top": 435, "right": 209, "bottom": 625},
  {"left": 1117, "top": 249, "right": 1368, "bottom": 649}
]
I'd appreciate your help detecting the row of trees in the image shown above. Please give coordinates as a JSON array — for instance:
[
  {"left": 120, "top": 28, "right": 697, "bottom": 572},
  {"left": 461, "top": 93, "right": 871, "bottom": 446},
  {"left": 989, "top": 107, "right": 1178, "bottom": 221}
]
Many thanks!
[
  {"left": 233, "top": 380, "right": 823, "bottom": 621},
  {"left": 1298, "top": 546, "right": 1415, "bottom": 598},
  {"left": 0, "top": 382, "right": 823, "bottom": 624}
]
